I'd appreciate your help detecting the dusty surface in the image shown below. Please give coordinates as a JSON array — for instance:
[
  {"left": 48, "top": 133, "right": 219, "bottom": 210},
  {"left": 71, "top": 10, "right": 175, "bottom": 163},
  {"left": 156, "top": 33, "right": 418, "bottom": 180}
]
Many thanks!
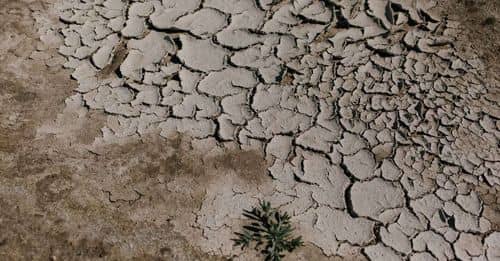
[
  {"left": 0, "top": 0, "right": 499, "bottom": 260},
  {"left": 437, "top": 0, "right": 500, "bottom": 79},
  {"left": 0, "top": 0, "right": 254, "bottom": 260}
]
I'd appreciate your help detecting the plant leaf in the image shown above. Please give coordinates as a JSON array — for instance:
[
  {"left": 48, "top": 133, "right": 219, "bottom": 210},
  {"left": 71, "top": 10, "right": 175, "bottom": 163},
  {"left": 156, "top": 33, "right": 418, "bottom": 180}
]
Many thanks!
[{"left": 234, "top": 201, "right": 303, "bottom": 260}]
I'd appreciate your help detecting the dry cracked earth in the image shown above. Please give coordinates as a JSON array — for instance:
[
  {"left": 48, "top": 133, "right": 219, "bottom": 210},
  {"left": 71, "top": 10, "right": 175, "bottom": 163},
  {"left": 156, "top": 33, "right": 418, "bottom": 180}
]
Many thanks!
[{"left": 1, "top": 0, "right": 500, "bottom": 260}]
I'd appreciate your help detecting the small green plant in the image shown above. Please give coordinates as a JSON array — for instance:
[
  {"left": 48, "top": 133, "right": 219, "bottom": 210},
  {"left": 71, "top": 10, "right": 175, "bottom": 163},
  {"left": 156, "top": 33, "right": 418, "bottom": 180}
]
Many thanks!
[{"left": 233, "top": 201, "right": 303, "bottom": 261}]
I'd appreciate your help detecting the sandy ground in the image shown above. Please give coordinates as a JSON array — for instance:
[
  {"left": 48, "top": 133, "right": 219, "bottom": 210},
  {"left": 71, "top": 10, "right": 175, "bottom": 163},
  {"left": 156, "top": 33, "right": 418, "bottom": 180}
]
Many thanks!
[
  {"left": 0, "top": 0, "right": 499, "bottom": 260},
  {"left": 0, "top": 0, "right": 238, "bottom": 260},
  {"left": 437, "top": 0, "right": 500, "bottom": 79}
]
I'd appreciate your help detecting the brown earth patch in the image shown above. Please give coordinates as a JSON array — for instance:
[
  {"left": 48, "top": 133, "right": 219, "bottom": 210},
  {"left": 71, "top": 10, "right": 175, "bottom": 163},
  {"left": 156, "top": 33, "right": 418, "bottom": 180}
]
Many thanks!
[
  {"left": 208, "top": 149, "right": 270, "bottom": 186},
  {"left": 0, "top": 0, "right": 234, "bottom": 259},
  {"left": 437, "top": 0, "right": 500, "bottom": 79}
]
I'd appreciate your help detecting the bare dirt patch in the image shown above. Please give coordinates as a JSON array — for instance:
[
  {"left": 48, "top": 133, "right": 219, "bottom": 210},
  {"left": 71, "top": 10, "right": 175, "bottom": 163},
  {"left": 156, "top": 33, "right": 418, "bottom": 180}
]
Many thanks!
[
  {"left": 437, "top": 0, "right": 500, "bottom": 78},
  {"left": 0, "top": 0, "right": 230, "bottom": 259}
]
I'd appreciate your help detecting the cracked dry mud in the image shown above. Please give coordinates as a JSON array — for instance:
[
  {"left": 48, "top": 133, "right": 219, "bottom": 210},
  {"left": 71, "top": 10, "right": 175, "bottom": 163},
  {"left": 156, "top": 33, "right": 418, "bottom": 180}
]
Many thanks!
[{"left": 0, "top": 0, "right": 499, "bottom": 260}]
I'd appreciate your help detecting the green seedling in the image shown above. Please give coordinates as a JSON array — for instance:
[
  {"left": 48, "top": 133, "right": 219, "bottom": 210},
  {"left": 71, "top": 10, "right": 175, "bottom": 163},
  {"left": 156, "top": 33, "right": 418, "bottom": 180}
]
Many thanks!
[{"left": 233, "top": 201, "right": 303, "bottom": 261}]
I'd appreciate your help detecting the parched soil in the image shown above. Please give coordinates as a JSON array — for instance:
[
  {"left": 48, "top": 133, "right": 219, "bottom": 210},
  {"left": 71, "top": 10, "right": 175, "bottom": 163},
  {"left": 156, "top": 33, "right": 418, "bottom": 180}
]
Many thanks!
[
  {"left": 0, "top": 0, "right": 234, "bottom": 260},
  {"left": 437, "top": 0, "right": 500, "bottom": 232},
  {"left": 0, "top": 0, "right": 499, "bottom": 260},
  {"left": 437, "top": 0, "right": 500, "bottom": 79}
]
